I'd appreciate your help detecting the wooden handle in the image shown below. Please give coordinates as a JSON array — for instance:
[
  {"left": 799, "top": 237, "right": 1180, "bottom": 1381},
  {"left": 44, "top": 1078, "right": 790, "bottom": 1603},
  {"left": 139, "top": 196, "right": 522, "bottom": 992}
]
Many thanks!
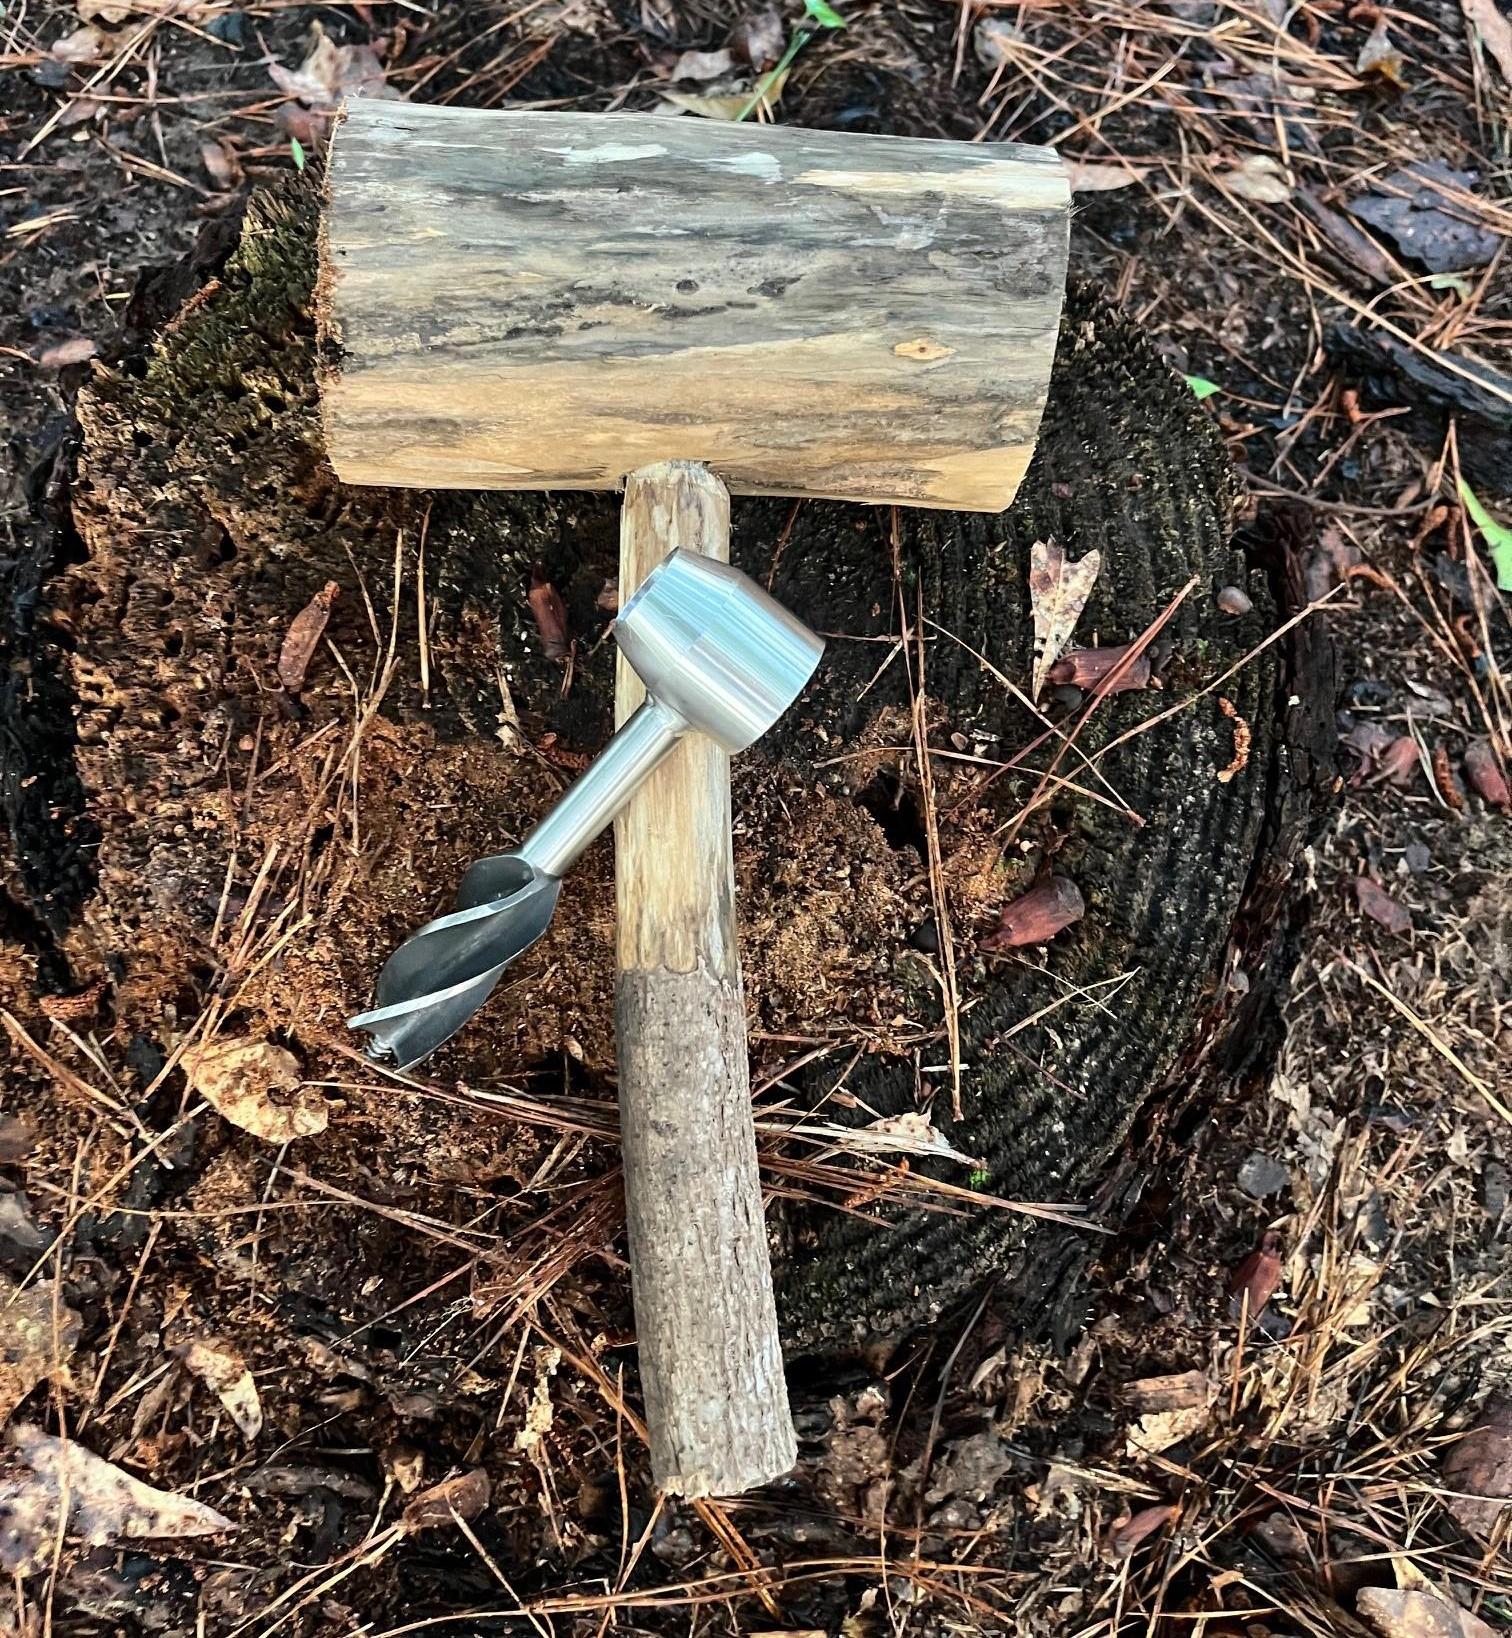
[{"left": 613, "top": 461, "right": 796, "bottom": 1497}]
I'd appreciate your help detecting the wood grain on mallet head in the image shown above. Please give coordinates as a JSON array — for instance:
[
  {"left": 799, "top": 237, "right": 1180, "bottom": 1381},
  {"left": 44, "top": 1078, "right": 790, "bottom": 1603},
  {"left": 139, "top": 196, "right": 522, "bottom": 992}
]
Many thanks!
[{"left": 321, "top": 100, "right": 1070, "bottom": 513}]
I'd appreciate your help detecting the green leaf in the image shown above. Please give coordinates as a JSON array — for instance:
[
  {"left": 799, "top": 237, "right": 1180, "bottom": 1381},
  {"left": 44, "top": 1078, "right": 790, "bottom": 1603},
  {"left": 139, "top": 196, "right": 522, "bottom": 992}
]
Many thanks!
[
  {"left": 1458, "top": 477, "right": 1512, "bottom": 592},
  {"left": 803, "top": 0, "right": 847, "bottom": 28},
  {"left": 1185, "top": 374, "right": 1221, "bottom": 401},
  {"left": 290, "top": 136, "right": 306, "bottom": 173},
  {"left": 968, "top": 1167, "right": 990, "bottom": 1189},
  {"left": 1428, "top": 271, "right": 1472, "bottom": 298}
]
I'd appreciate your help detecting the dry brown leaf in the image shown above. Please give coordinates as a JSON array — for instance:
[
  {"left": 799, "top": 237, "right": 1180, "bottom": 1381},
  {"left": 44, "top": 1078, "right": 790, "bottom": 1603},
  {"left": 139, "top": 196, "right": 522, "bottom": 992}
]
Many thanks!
[
  {"left": 1356, "top": 17, "right": 1406, "bottom": 86},
  {"left": 0, "top": 1279, "right": 79, "bottom": 1425},
  {"left": 402, "top": 1467, "right": 490, "bottom": 1530},
  {"left": 36, "top": 336, "right": 97, "bottom": 369},
  {"left": 974, "top": 17, "right": 1020, "bottom": 68},
  {"left": 0, "top": 1424, "right": 234, "bottom": 1575},
  {"left": 1358, "top": 1586, "right": 1498, "bottom": 1638},
  {"left": 0, "top": 1120, "right": 34, "bottom": 1164},
  {"left": 733, "top": 8, "right": 784, "bottom": 70},
  {"left": 1377, "top": 735, "right": 1422, "bottom": 789},
  {"left": 51, "top": 24, "right": 108, "bottom": 62},
  {"left": 1064, "top": 160, "right": 1146, "bottom": 194},
  {"left": 1463, "top": 0, "right": 1512, "bottom": 83},
  {"left": 660, "top": 67, "right": 788, "bottom": 120},
  {"left": 1464, "top": 740, "right": 1511, "bottom": 810},
  {"left": 277, "top": 580, "right": 338, "bottom": 691},
  {"left": 200, "top": 140, "right": 241, "bottom": 191},
  {"left": 1355, "top": 876, "right": 1411, "bottom": 936},
  {"left": 181, "top": 1340, "right": 262, "bottom": 1440},
  {"left": 269, "top": 23, "right": 397, "bottom": 110},
  {"left": 826, "top": 1111, "right": 979, "bottom": 1167},
  {"left": 76, "top": 0, "right": 133, "bottom": 20},
  {"left": 527, "top": 571, "right": 570, "bottom": 662},
  {"left": 274, "top": 101, "right": 325, "bottom": 147},
  {"left": 1104, "top": 1502, "right": 1178, "bottom": 1558},
  {"left": 1028, "top": 539, "right": 1100, "bottom": 701},
  {"left": 1228, "top": 1228, "right": 1284, "bottom": 1318},
  {"left": 56, "top": 96, "right": 103, "bottom": 130},
  {"left": 180, "top": 1037, "right": 327, "bottom": 1144},
  {"left": 670, "top": 47, "right": 735, "bottom": 81},
  {"left": 1222, "top": 153, "right": 1291, "bottom": 204},
  {"left": 1050, "top": 644, "right": 1153, "bottom": 695},
  {"left": 1440, "top": 1400, "right": 1512, "bottom": 1540},
  {"left": 982, "top": 877, "right": 1085, "bottom": 952}
]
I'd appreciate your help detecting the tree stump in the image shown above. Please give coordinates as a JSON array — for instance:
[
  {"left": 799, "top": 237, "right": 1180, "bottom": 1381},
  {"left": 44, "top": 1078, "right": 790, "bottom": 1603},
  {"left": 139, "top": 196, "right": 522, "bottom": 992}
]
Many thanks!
[{"left": 14, "top": 177, "right": 1326, "bottom": 1366}]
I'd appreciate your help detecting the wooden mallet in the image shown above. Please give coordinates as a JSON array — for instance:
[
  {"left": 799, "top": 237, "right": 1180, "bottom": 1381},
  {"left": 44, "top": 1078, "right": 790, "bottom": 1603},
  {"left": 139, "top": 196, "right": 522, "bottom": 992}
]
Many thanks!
[{"left": 320, "top": 99, "right": 1070, "bottom": 1496}]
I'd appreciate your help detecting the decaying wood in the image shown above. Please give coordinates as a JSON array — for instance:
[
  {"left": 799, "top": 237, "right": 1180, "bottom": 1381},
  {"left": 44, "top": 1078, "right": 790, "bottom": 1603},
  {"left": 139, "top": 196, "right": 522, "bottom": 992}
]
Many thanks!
[
  {"left": 320, "top": 100, "right": 1069, "bottom": 511},
  {"left": 613, "top": 461, "right": 795, "bottom": 1497}
]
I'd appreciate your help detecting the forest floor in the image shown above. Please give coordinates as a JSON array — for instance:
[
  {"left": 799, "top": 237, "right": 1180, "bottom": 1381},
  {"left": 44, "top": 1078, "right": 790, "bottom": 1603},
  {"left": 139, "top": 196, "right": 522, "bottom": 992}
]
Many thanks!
[{"left": 1, "top": 2, "right": 1510, "bottom": 1635}]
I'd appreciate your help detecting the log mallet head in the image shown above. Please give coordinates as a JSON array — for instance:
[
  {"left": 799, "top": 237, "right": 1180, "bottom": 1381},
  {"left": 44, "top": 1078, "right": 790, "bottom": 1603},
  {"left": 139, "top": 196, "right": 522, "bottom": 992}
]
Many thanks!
[{"left": 321, "top": 100, "right": 1070, "bottom": 513}]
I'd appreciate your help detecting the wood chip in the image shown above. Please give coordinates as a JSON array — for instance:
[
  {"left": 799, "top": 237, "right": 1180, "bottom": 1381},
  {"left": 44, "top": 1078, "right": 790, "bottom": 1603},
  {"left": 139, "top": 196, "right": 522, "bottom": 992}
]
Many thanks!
[
  {"left": 36, "top": 336, "right": 97, "bottom": 369},
  {"left": 1464, "top": 739, "right": 1510, "bottom": 809},
  {"left": 527, "top": 570, "right": 570, "bottom": 661},
  {"left": 277, "top": 580, "right": 338, "bottom": 691},
  {"left": 1124, "top": 1370, "right": 1211, "bottom": 1415},
  {"left": 1028, "top": 539, "right": 1100, "bottom": 701},
  {"left": 1358, "top": 1586, "right": 1498, "bottom": 1638},
  {"left": 1296, "top": 189, "right": 1400, "bottom": 287},
  {"left": 1124, "top": 1372, "right": 1212, "bottom": 1457},
  {"left": 180, "top": 1036, "right": 328, "bottom": 1143},
  {"left": 181, "top": 1340, "right": 262, "bottom": 1440},
  {"left": 402, "top": 1467, "right": 491, "bottom": 1531},
  {"left": 1440, "top": 1400, "right": 1512, "bottom": 1541}
]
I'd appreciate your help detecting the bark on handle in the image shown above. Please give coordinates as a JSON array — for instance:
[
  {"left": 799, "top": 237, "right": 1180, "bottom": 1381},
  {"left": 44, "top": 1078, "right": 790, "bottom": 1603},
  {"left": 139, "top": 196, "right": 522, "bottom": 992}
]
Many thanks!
[{"left": 613, "top": 460, "right": 797, "bottom": 1498}]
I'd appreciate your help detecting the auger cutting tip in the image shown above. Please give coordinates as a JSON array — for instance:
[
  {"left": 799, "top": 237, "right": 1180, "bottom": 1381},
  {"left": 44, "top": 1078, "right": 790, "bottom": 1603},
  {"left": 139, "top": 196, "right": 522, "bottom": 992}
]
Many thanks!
[{"left": 348, "top": 866, "right": 562, "bottom": 1069}]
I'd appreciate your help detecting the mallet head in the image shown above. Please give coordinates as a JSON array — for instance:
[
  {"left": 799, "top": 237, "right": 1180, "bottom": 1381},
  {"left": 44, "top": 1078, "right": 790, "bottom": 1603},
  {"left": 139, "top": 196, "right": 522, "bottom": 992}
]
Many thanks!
[{"left": 616, "top": 548, "right": 824, "bottom": 753}]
